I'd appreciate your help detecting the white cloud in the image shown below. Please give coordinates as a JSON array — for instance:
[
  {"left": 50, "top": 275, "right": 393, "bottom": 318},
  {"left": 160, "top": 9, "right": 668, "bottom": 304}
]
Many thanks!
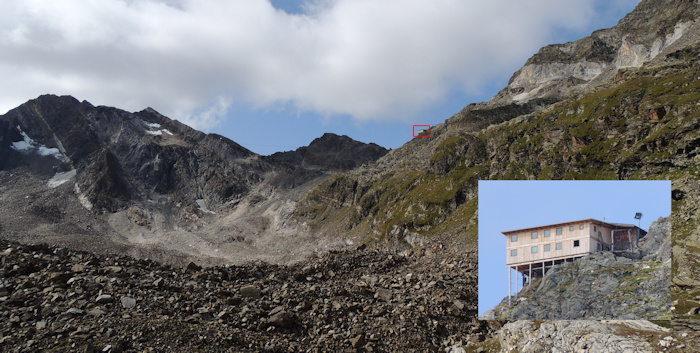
[{"left": 0, "top": 0, "right": 624, "bottom": 129}]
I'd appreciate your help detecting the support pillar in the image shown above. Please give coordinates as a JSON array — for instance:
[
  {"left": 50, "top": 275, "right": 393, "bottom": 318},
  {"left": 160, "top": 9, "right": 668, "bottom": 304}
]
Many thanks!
[
  {"left": 508, "top": 266, "right": 511, "bottom": 306},
  {"left": 528, "top": 263, "right": 532, "bottom": 286},
  {"left": 611, "top": 230, "right": 615, "bottom": 252},
  {"left": 628, "top": 230, "right": 632, "bottom": 250}
]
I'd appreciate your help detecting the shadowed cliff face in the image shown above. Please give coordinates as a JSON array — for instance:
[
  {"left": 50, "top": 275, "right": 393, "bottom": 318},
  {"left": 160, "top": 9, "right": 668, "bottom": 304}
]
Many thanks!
[
  {"left": 0, "top": 95, "right": 261, "bottom": 213},
  {"left": 0, "top": 95, "right": 388, "bottom": 266}
]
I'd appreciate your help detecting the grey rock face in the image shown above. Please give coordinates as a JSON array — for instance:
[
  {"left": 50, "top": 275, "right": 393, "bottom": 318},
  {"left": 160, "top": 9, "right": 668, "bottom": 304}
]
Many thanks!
[
  {"left": 489, "top": 0, "right": 700, "bottom": 107},
  {"left": 498, "top": 320, "right": 669, "bottom": 353},
  {"left": 640, "top": 216, "right": 672, "bottom": 261}
]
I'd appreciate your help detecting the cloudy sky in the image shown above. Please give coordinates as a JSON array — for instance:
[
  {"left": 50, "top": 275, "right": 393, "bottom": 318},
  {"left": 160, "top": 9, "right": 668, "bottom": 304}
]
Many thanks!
[{"left": 0, "top": 0, "right": 640, "bottom": 154}]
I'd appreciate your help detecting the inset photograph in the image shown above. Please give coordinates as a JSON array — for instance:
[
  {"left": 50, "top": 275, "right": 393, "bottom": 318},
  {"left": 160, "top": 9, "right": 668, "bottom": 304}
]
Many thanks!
[{"left": 478, "top": 180, "right": 671, "bottom": 320}]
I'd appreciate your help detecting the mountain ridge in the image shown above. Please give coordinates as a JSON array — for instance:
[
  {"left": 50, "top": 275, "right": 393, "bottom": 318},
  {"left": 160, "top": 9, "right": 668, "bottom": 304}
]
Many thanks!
[
  {"left": 0, "top": 95, "right": 387, "bottom": 266},
  {"left": 270, "top": 132, "right": 388, "bottom": 172}
]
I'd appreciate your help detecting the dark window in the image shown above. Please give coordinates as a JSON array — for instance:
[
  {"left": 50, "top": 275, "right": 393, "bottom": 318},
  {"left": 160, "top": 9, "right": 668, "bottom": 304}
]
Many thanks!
[
  {"left": 544, "top": 244, "right": 551, "bottom": 252},
  {"left": 531, "top": 246, "right": 538, "bottom": 253},
  {"left": 556, "top": 228, "right": 562, "bottom": 235},
  {"left": 574, "top": 240, "right": 580, "bottom": 247},
  {"left": 511, "top": 249, "right": 517, "bottom": 256},
  {"left": 531, "top": 232, "right": 538, "bottom": 239},
  {"left": 594, "top": 226, "right": 597, "bottom": 232},
  {"left": 544, "top": 230, "right": 551, "bottom": 237},
  {"left": 556, "top": 242, "right": 562, "bottom": 250},
  {"left": 511, "top": 235, "right": 517, "bottom": 242}
]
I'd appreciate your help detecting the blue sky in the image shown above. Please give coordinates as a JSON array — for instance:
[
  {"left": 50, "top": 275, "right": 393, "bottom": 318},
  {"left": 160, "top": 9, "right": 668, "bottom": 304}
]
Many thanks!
[
  {"left": 0, "top": 0, "right": 641, "bottom": 155},
  {"left": 477, "top": 180, "right": 671, "bottom": 317}
]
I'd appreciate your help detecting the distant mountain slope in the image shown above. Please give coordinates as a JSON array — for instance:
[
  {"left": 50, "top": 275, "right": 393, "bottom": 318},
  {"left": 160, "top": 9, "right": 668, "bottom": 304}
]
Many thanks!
[
  {"left": 293, "top": 0, "right": 700, "bottom": 323},
  {"left": 0, "top": 96, "right": 387, "bottom": 265}
]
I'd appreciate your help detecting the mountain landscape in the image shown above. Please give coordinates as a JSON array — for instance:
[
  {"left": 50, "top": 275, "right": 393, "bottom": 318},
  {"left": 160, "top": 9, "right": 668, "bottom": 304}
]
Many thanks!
[
  {"left": 0, "top": 99, "right": 388, "bottom": 267},
  {"left": 2, "top": 0, "right": 700, "bottom": 351}
]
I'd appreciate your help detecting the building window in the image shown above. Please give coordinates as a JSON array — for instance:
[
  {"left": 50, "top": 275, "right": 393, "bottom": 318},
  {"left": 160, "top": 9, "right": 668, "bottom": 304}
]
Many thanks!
[
  {"left": 556, "top": 228, "right": 562, "bottom": 235},
  {"left": 511, "top": 249, "right": 517, "bottom": 256},
  {"left": 569, "top": 226, "right": 574, "bottom": 231},
  {"left": 531, "top": 232, "right": 538, "bottom": 239},
  {"left": 531, "top": 246, "right": 538, "bottom": 253},
  {"left": 511, "top": 235, "right": 517, "bottom": 242},
  {"left": 574, "top": 240, "right": 580, "bottom": 247},
  {"left": 544, "top": 244, "right": 551, "bottom": 252},
  {"left": 580, "top": 224, "right": 584, "bottom": 230},
  {"left": 556, "top": 242, "right": 562, "bottom": 250},
  {"left": 594, "top": 226, "right": 597, "bottom": 231},
  {"left": 545, "top": 230, "right": 551, "bottom": 237}
]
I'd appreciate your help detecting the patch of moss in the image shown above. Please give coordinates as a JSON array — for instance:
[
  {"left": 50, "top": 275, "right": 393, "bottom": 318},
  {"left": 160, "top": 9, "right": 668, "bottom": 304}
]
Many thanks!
[
  {"left": 468, "top": 337, "right": 502, "bottom": 353},
  {"left": 649, "top": 320, "right": 673, "bottom": 329}
]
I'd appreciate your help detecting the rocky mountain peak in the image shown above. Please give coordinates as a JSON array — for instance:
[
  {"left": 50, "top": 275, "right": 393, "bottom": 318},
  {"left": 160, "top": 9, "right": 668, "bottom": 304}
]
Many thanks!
[{"left": 270, "top": 132, "right": 388, "bottom": 172}]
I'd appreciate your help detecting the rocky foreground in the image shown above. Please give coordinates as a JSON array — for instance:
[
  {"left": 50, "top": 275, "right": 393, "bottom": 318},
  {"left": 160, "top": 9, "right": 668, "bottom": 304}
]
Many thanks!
[{"left": 0, "top": 239, "right": 483, "bottom": 352}]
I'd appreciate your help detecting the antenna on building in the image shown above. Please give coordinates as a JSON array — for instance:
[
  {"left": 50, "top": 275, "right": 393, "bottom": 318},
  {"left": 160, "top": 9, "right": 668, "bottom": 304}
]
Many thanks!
[{"left": 634, "top": 212, "right": 642, "bottom": 228}]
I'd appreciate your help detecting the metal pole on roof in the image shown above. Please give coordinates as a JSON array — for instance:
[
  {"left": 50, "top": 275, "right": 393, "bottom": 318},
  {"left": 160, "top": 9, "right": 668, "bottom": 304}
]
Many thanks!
[
  {"left": 634, "top": 213, "right": 642, "bottom": 249},
  {"left": 635, "top": 212, "right": 642, "bottom": 229}
]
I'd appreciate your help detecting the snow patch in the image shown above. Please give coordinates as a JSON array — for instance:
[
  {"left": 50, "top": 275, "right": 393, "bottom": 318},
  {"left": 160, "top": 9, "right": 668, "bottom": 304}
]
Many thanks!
[
  {"left": 196, "top": 199, "right": 216, "bottom": 214},
  {"left": 10, "top": 125, "right": 68, "bottom": 162},
  {"left": 145, "top": 129, "right": 174, "bottom": 136},
  {"left": 48, "top": 169, "right": 77, "bottom": 188},
  {"left": 11, "top": 140, "right": 32, "bottom": 151},
  {"left": 142, "top": 120, "right": 173, "bottom": 136}
]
